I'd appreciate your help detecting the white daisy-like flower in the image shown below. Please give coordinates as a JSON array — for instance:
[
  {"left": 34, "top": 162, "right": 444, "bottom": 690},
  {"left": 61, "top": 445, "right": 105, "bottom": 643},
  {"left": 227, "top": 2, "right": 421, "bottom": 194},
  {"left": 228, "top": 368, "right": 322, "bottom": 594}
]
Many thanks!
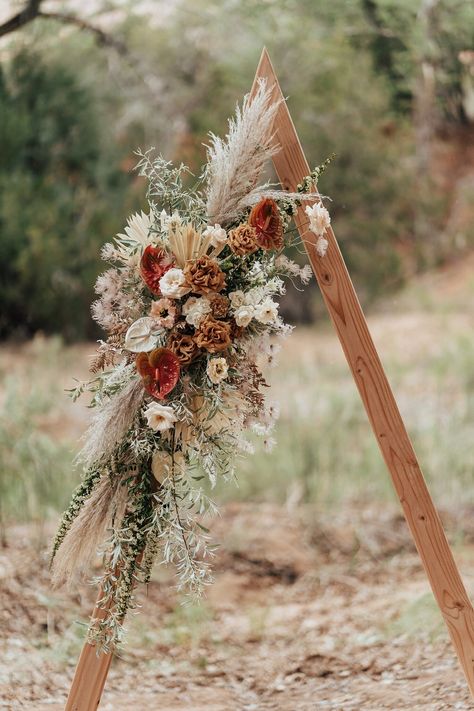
[
  {"left": 203, "top": 224, "right": 227, "bottom": 248},
  {"left": 234, "top": 304, "right": 255, "bottom": 327},
  {"left": 207, "top": 357, "right": 229, "bottom": 384},
  {"left": 124, "top": 317, "right": 160, "bottom": 352},
  {"left": 305, "top": 202, "right": 331, "bottom": 237},
  {"left": 144, "top": 402, "right": 177, "bottom": 432},
  {"left": 159, "top": 268, "right": 191, "bottom": 299},
  {"left": 118, "top": 211, "right": 153, "bottom": 246},
  {"left": 254, "top": 299, "right": 279, "bottom": 325}
]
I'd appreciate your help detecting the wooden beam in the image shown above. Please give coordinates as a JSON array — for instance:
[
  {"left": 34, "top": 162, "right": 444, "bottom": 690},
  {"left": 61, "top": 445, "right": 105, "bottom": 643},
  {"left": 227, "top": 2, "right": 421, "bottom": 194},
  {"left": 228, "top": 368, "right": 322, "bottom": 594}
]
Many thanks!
[{"left": 252, "top": 47, "right": 474, "bottom": 697}]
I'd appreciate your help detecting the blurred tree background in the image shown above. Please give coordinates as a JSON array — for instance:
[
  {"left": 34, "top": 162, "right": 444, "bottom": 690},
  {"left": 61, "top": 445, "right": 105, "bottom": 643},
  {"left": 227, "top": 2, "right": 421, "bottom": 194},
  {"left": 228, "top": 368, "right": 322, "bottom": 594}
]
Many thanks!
[{"left": 0, "top": 0, "right": 473, "bottom": 340}]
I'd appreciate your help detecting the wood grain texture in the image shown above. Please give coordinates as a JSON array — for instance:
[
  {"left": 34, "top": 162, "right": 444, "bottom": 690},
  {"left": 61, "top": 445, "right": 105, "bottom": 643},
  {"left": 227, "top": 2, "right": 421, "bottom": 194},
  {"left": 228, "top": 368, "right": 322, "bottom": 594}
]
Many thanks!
[
  {"left": 252, "top": 48, "right": 474, "bottom": 697},
  {"left": 64, "top": 593, "right": 114, "bottom": 711}
]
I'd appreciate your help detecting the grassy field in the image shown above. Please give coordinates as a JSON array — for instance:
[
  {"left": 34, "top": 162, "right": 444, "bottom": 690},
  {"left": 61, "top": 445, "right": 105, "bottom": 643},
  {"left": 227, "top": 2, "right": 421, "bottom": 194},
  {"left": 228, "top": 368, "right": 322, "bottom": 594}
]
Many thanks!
[{"left": 1, "top": 255, "right": 473, "bottom": 529}]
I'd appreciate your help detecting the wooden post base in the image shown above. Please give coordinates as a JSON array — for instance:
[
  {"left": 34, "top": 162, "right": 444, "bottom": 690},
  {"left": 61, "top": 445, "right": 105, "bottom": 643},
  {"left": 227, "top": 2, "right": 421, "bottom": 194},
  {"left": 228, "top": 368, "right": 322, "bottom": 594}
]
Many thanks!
[{"left": 65, "top": 642, "right": 112, "bottom": 711}]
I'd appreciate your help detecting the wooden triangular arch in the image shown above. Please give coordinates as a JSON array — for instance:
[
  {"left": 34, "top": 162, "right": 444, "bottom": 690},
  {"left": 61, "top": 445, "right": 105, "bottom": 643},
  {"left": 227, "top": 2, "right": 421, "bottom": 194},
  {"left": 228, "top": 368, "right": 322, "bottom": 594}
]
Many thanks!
[{"left": 64, "top": 49, "right": 474, "bottom": 710}]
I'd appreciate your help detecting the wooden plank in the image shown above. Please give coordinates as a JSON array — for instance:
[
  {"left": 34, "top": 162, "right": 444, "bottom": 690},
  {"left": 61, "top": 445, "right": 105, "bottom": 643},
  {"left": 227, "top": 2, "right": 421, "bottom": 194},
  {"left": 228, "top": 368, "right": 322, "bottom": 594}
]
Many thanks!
[
  {"left": 64, "top": 592, "right": 114, "bottom": 710},
  {"left": 252, "top": 47, "right": 474, "bottom": 697}
]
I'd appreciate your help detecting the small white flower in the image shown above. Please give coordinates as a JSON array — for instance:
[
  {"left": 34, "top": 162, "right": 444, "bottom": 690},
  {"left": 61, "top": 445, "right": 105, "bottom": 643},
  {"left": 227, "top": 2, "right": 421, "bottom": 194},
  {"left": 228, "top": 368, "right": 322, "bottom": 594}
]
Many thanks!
[
  {"left": 124, "top": 317, "right": 160, "bottom": 352},
  {"left": 182, "top": 296, "right": 211, "bottom": 327},
  {"left": 229, "top": 290, "right": 246, "bottom": 308},
  {"left": 300, "top": 264, "right": 313, "bottom": 283},
  {"left": 305, "top": 202, "right": 331, "bottom": 237},
  {"left": 203, "top": 224, "right": 227, "bottom": 248},
  {"left": 316, "top": 236, "right": 329, "bottom": 257},
  {"left": 159, "top": 268, "right": 191, "bottom": 299},
  {"left": 254, "top": 299, "right": 279, "bottom": 325},
  {"left": 160, "top": 210, "right": 182, "bottom": 231},
  {"left": 207, "top": 357, "right": 229, "bottom": 384},
  {"left": 234, "top": 304, "right": 255, "bottom": 327},
  {"left": 246, "top": 288, "right": 264, "bottom": 306},
  {"left": 144, "top": 402, "right": 177, "bottom": 431}
]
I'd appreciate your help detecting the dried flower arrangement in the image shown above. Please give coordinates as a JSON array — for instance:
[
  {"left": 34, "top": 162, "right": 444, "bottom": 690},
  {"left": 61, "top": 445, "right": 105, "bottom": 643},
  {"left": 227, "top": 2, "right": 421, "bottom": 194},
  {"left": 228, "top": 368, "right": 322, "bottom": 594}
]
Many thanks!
[{"left": 50, "top": 80, "right": 331, "bottom": 652}]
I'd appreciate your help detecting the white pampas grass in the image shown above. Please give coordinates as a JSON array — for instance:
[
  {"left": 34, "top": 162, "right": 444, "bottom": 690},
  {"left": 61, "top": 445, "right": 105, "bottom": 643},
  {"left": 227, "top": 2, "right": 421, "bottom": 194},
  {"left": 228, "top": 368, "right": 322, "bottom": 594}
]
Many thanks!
[
  {"left": 77, "top": 379, "right": 144, "bottom": 470},
  {"left": 205, "top": 79, "right": 281, "bottom": 226},
  {"left": 51, "top": 475, "right": 128, "bottom": 588}
]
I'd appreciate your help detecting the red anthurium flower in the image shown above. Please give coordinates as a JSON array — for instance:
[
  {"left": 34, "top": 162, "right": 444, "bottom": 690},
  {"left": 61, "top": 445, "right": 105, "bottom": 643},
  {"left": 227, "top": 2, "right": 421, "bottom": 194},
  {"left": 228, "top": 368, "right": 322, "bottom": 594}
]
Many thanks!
[
  {"left": 140, "top": 245, "right": 174, "bottom": 295},
  {"left": 248, "top": 197, "right": 284, "bottom": 251},
  {"left": 136, "top": 347, "right": 180, "bottom": 400}
]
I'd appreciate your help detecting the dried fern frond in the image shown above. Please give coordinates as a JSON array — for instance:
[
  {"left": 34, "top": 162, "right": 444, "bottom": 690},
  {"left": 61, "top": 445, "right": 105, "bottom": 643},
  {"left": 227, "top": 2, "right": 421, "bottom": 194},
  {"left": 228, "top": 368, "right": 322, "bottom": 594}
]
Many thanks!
[{"left": 205, "top": 79, "right": 281, "bottom": 226}]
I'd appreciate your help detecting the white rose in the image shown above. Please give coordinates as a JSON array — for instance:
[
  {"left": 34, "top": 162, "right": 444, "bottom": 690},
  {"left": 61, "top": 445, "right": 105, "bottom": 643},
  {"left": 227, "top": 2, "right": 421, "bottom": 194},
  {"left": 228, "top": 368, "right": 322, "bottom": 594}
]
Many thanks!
[
  {"left": 183, "top": 296, "right": 211, "bottom": 327},
  {"left": 254, "top": 299, "right": 279, "bottom": 325},
  {"left": 229, "top": 290, "right": 246, "bottom": 308},
  {"left": 124, "top": 317, "right": 160, "bottom": 353},
  {"left": 305, "top": 202, "right": 331, "bottom": 237},
  {"left": 144, "top": 402, "right": 177, "bottom": 431},
  {"left": 234, "top": 304, "right": 255, "bottom": 327},
  {"left": 159, "top": 268, "right": 191, "bottom": 299},
  {"left": 207, "top": 357, "right": 229, "bottom": 384},
  {"left": 203, "top": 224, "right": 227, "bottom": 248}
]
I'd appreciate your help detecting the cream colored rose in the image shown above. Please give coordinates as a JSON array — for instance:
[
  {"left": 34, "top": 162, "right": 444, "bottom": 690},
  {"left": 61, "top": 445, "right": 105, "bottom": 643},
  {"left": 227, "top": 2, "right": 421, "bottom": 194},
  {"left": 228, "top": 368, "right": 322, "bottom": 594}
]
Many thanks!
[
  {"left": 124, "top": 317, "right": 160, "bottom": 353},
  {"left": 254, "top": 299, "right": 279, "bottom": 325},
  {"left": 234, "top": 304, "right": 254, "bottom": 327},
  {"left": 229, "top": 290, "right": 246, "bottom": 308},
  {"left": 203, "top": 224, "right": 227, "bottom": 248},
  {"left": 159, "top": 268, "right": 191, "bottom": 298},
  {"left": 305, "top": 202, "right": 331, "bottom": 237},
  {"left": 207, "top": 357, "right": 229, "bottom": 384},
  {"left": 183, "top": 296, "right": 211, "bottom": 327},
  {"left": 144, "top": 402, "right": 177, "bottom": 431}
]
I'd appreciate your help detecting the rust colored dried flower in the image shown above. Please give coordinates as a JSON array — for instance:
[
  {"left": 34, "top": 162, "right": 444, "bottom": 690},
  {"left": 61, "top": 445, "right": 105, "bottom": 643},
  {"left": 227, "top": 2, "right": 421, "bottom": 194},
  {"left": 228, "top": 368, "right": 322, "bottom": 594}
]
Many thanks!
[
  {"left": 195, "top": 315, "right": 231, "bottom": 353},
  {"left": 167, "top": 331, "right": 200, "bottom": 365},
  {"left": 210, "top": 293, "right": 229, "bottom": 318},
  {"left": 183, "top": 255, "right": 226, "bottom": 295},
  {"left": 248, "top": 198, "right": 284, "bottom": 251},
  {"left": 228, "top": 223, "right": 259, "bottom": 256},
  {"left": 229, "top": 319, "right": 245, "bottom": 341}
]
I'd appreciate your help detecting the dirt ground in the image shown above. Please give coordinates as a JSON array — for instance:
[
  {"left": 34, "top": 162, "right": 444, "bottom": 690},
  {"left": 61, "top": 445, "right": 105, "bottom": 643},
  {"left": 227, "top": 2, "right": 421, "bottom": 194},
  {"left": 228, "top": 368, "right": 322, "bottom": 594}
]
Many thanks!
[{"left": 2, "top": 502, "right": 474, "bottom": 710}]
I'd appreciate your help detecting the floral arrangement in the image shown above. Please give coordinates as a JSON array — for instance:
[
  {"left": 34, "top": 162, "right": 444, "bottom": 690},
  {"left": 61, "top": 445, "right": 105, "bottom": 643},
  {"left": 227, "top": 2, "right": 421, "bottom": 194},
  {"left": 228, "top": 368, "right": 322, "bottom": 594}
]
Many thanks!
[{"left": 50, "top": 81, "right": 331, "bottom": 652}]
